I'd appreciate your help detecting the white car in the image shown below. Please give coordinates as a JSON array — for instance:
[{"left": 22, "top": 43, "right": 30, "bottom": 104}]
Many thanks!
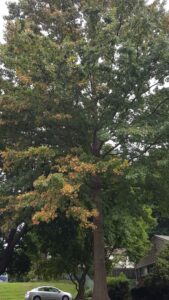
[{"left": 25, "top": 286, "right": 72, "bottom": 300}]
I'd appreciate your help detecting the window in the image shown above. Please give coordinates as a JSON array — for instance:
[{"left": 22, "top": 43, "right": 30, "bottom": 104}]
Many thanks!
[{"left": 49, "top": 288, "right": 59, "bottom": 293}]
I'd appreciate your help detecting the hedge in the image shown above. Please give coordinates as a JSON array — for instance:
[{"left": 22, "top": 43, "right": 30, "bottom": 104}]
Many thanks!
[
  {"left": 107, "top": 273, "right": 129, "bottom": 300},
  {"left": 131, "top": 284, "right": 169, "bottom": 300}
]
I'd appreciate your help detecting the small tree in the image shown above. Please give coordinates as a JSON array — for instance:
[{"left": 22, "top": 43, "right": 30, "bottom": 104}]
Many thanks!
[
  {"left": 146, "top": 244, "right": 169, "bottom": 286},
  {"left": 26, "top": 213, "right": 93, "bottom": 300}
]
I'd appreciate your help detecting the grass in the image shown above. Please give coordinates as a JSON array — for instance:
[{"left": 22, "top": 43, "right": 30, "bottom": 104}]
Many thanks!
[{"left": 0, "top": 280, "right": 76, "bottom": 300}]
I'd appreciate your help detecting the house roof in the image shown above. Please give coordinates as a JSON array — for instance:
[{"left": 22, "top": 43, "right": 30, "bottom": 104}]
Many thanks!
[
  {"left": 136, "top": 235, "right": 169, "bottom": 269},
  {"left": 154, "top": 235, "right": 169, "bottom": 241}
]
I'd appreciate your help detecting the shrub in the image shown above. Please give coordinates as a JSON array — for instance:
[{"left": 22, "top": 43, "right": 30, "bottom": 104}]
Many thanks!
[
  {"left": 131, "top": 284, "right": 169, "bottom": 300},
  {"left": 131, "top": 286, "right": 149, "bottom": 300},
  {"left": 84, "top": 288, "right": 92, "bottom": 299},
  {"left": 107, "top": 273, "right": 129, "bottom": 300}
]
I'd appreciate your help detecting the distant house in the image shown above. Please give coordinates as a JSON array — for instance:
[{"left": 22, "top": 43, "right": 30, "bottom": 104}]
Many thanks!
[
  {"left": 111, "top": 248, "right": 135, "bottom": 279},
  {"left": 136, "top": 235, "right": 169, "bottom": 282}
]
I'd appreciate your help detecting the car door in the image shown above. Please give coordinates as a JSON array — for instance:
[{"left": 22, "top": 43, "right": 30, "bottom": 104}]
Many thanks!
[
  {"left": 44, "top": 287, "right": 54, "bottom": 300},
  {"left": 48, "top": 287, "right": 61, "bottom": 300},
  {"left": 38, "top": 287, "right": 50, "bottom": 300},
  {"left": 38, "top": 287, "right": 53, "bottom": 300}
]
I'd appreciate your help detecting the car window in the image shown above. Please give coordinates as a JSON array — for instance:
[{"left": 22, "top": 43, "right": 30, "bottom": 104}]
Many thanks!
[
  {"left": 44, "top": 287, "right": 50, "bottom": 292},
  {"left": 48, "top": 287, "right": 59, "bottom": 293},
  {"left": 38, "top": 287, "right": 50, "bottom": 292},
  {"left": 38, "top": 288, "right": 45, "bottom": 291},
  {"left": 37, "top": 287, "right": 59, "bottom": 293}
]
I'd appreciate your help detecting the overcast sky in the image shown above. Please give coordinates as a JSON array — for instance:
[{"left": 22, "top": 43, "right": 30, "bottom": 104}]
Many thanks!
[{"left": 0, "top": 0, "right": 169, "bottom": 41}]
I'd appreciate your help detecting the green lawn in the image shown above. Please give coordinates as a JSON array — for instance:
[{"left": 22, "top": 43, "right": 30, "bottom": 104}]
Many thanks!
[{"left": 0, "top": 280, "right": 76, "bottom": 300}]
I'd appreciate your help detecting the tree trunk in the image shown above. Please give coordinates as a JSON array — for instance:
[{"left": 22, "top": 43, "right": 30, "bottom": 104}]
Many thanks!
[
  {"left": 70, "top": 268, "right": 88, "bottom": 300},
  {"left": 0, "top": 224, "right": 27, "bottom": 275},
  {"left": 92, "top": 179, "right": 110, "bottom": 300},
  {"left": 74, "top": 275, "right": 86, "bottom": 300}
]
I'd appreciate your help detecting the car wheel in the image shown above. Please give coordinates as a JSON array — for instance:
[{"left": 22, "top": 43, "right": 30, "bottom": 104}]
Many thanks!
[
  {"left": 33, "top": 296, "right": 41, "bottom": 300},
  {"left": 62, "top": 296, "right": 69, "bottom": 300}
]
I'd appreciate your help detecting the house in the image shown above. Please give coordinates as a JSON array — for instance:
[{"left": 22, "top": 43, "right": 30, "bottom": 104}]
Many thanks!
[
  {"left": 136, "top": 235, "right": 169, "bottom": 282},
  {"left": 111, "top": 248, "right": 135, "bottom": 279}
]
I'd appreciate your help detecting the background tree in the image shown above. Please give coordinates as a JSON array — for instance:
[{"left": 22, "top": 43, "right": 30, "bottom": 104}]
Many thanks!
[
  {"left": 0, "top": 146, "right": 56, "bottom": 275},
  {"left": 27, "top": 213, "right": 93, "bottom": 300},
  {"left": 6, "top": 239, "right": 31, "bottom": 281},
  {"left": 105, "top": 206, "right": 156, "bottom": 266},
  {"left": 0, "top": 1, "right": 169, "bottom": 300},
  {"left": 0, "top": 222, "right": 28, "bottom": 276}
]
